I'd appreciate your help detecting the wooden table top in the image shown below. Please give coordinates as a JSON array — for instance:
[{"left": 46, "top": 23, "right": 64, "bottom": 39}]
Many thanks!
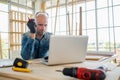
[{"left": 0, "top": 59, "right": 120, "bottom": 80}]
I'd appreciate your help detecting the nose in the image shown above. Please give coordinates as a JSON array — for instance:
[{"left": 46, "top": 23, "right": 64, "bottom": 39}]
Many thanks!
[{"left": 40, "top": 26, "right": 45, "bottom": 29}]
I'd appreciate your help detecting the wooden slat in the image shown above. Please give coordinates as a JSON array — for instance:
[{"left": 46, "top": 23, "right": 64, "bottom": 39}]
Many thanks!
[
  {"left": 54, "top": 0, "right": 59, "bottom": 34},
  {"left": 67, "top": 12, "right": 70, "bottom": 35},
  {"left": 9, "top": 10, "right": 33, "bottom": 51},
  {"left": 0, "top": 32, "right": 2, "bottom": 59},
  {"left": 71, "top": 0, "right": 74, "bottom": 35},
  {"left": 10, "top": 20, "right": 27, "bottom": 23},
  {"left": 10, "top": 44, "right": 21, "bottom": 46},
  {"left": 79, "top": 7, "right": 82, "bottom": 35},
  {"left": 41, "top": 1, "right": 46, "bottom": 12},
  {"left": 75, "top": 22, "right": 77, "bottom": 35}
]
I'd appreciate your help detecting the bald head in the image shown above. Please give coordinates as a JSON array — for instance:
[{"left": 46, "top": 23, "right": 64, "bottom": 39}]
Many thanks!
[
  {"left": 35, "top": 12, "right": 48, "bottom": 17},
  {"left": 35, "top": 12, "right": 48, "bottom": 36}
]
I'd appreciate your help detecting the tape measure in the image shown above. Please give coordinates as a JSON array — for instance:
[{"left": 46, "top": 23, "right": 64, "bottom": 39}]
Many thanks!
[
  {"left": 12, "top": 67, "right": 31, "bottom": 73},
  {"left": 12, "top": 58, "right": 31, "bottom": 73}
]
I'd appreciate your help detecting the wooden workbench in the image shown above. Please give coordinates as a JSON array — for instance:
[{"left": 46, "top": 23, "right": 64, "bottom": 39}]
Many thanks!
[{"left": 0, "top": 58, "right": 120, "bottom": 80}]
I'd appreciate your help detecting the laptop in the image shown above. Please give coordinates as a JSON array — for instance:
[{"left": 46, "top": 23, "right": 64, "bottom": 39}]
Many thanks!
[
  {"left": 0, "top": 59, "right": 14, "bottom": 68},
  {"left": 42, "top": 35, "right": 88, "bottom": 65}
]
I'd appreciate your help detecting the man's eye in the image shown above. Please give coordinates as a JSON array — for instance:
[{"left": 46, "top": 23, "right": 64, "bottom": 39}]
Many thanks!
[
  {"left": 38, "top": 24, "right": 47, "bottom": 27},
  {"left": 39, "top": 24, "right": 43, "bottom": 26},
  {"left": 44, "top": 24, "right": 47, "bottom": 27}
]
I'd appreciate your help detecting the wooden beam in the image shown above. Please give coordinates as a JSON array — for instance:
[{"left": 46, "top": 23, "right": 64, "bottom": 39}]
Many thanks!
[
  {"left": 41, "top": 1, "right": 46, "bottom": 12},
  {"left": 67, "top": 12, "right": 70, "bottom": 35},
  {"left": 10, "top": 11, "right": 13, "bottom": 50},
  {"left": 76, "top": 22, "right": 77, "bottom": 35},
  {"left": 0, "top": 32, "right": 2, "bottom": 59},
  {"left": 71, "top": 0, "right": 74, "bottom": 35},
  {"left": 46, "top": 0, "right": 94, "bottom": 9},
  {"left": 79, "top": 7, "right": 82, "bottom": 35},
  {"left": 54, "top": 0, "right": 59, "bottom": 34}
]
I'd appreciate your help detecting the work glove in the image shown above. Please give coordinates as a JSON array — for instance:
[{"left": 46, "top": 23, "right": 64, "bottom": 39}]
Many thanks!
[{"left": 27, "top": 18, "right": 36, "bottom": 33}]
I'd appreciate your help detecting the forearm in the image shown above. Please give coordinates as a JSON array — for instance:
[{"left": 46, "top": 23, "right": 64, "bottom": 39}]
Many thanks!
[{"left": 21, "top": 37, "right": 35, "bottom": 60}]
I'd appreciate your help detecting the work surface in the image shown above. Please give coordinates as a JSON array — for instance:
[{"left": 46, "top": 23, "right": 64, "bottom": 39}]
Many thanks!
[{"left": 0, "top": 58, "right": 120, "bottom": 80}]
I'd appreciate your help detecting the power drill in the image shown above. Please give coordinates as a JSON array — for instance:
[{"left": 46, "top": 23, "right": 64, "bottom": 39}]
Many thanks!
[{"left": 62, "top": 66, "right": 106, "bottom": 80}]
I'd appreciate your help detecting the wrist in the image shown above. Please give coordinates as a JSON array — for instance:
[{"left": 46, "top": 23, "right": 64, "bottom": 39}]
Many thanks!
[{"left": 30, "top": 33, "right": 36, "bottom": 39}]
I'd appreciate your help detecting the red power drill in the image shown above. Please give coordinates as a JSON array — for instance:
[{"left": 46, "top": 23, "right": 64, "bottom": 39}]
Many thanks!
[{"left": 62, "top": 66, "right": 107, "bottom": 80}]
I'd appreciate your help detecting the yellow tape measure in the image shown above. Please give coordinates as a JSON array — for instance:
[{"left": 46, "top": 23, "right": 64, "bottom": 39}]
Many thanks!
[{"left": 12, "top": 67, "right": 31, "bottom": 73}]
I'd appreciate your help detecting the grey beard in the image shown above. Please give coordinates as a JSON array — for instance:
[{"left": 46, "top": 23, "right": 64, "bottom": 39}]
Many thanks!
[{"left": 36, "top": 31, "right": 45, "bottom": 36}]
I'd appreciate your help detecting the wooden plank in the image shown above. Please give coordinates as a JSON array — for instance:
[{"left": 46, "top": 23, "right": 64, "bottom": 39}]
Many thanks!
[
  {"left": 79, "top": 7, "right": 82, "bottom": 35},
  {"left": 0, "top": 32, "right": 2, "bottom": 59},
  {"left": 15, "top": 12, "right": 18, "bottom": 50},
  {"left": 54, "top": 0, "right": 59, "bottom": 34},
  {"left": 75, "top": 22, "right": 77, "bottom": 35},
  {"left": 0, "top": 59, "right": 120, "bottom": 80},
  {"left": 10, "top": 20, "right": 26, "bottom": 22},
  {"left": 9, "top": 10, "right": 32, "bottom": 51},
  {"left": 9, "top": 11, "right": 12, "bottom": 50},
  {"left": 41, "top": 1, "right": 46, "bottom": 12},
  {"left": 71, "top": 0, "right": 74, "bottom": 35},
  {"left": 67, "top": 12, "right": 70, "bottom": 35},
  {"left": 10, "top": 11, "right": 13, "bottom": 50}
]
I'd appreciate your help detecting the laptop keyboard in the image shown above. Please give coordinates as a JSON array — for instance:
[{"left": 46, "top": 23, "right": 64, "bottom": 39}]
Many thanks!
[
  {"left": 0, "top": 59, "right": 13, "bottom": 68},
  {"left": 44, "top": 56, "right": 48, "bottom": 62}
]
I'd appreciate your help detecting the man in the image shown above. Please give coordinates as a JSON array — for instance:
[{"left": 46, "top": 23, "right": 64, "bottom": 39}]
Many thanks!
[{"left": 21, "top": 12, "right": 52, "bottom": 60}]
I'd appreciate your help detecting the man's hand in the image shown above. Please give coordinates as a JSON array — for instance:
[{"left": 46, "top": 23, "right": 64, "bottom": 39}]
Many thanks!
[{"left": 27, "top": 18, "right": 36, "bottom": 33}]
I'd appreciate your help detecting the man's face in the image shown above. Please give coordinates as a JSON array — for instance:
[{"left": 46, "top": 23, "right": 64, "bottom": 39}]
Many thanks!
[{"left": 35, "top": 15, "right": 48, "bottom": 36}]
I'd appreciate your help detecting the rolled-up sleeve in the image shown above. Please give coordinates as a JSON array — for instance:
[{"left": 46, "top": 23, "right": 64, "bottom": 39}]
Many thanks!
[{"left": 21, "top": 33, "right": 35, "bottom": 60}]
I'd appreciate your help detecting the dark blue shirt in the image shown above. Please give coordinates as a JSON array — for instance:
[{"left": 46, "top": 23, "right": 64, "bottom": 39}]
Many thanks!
[{"left": 21, "top": 32, "right": 52, "bottom": 60}]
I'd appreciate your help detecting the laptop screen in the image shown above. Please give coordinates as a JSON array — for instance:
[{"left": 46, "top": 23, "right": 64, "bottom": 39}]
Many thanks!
[{"left": 43, "top": 35, "right": 88, "bottom": 65}]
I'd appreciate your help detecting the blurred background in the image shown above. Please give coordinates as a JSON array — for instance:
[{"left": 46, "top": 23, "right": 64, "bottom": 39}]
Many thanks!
[{"left": 0, "top": 0, "right": 120, "bottom": 62}]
